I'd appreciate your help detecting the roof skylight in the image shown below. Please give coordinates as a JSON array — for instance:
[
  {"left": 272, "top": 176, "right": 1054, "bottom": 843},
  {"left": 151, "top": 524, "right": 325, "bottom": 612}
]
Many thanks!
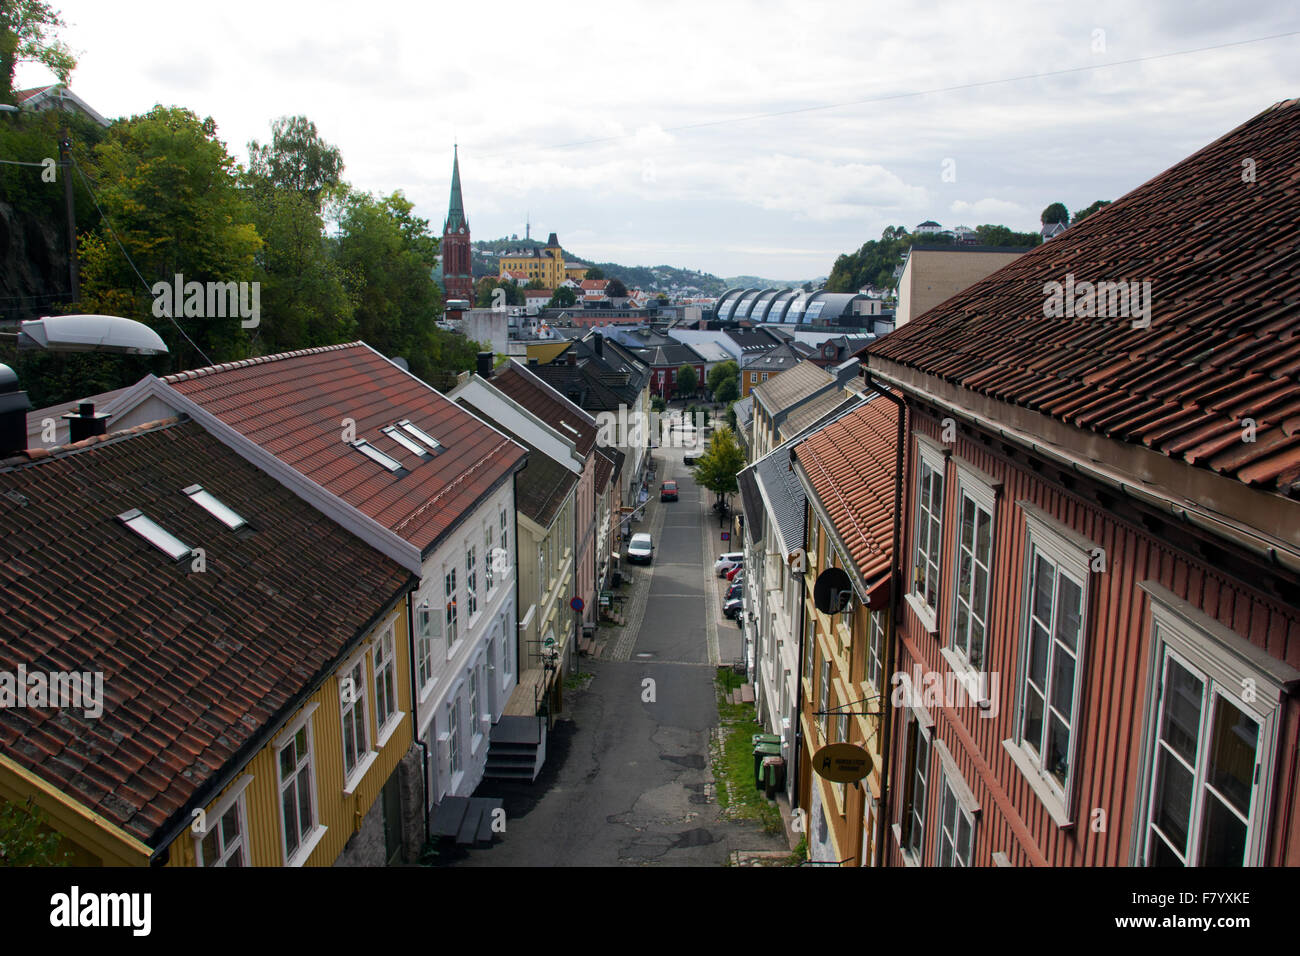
[
  {"left": 352, "top": 439, "right": 402, "bottom": 472},
  {"left": 382, "top": 425, "right": 429, "bottom": 457},
  {"left": 396, "top": 420, "right": 442, "bottom": 454},
  {"left": 118, "top": 509, "right": 191, "bottom": 560},
  {"left": 182, "top": 485, "right": 247, "bottom": 530}
]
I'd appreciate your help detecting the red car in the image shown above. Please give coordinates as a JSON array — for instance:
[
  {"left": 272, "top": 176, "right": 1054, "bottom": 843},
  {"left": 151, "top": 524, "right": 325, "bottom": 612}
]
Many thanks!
[
  {"left": 660, "top": 481, "right": 678, "bottom": 501},
  {"left": 726, "top": 563, "right": 744, "bottom": 581}
]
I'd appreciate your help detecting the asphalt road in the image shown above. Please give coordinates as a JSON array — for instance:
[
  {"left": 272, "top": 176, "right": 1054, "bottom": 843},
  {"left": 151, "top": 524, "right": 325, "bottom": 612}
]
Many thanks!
[{"left": 450, "top": 434, "right": 784, "bottom": 866}]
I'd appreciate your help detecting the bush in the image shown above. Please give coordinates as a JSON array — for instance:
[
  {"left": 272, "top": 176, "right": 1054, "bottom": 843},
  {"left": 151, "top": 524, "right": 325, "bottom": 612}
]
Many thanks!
[{"left": 651, "top": 396, "right": 667, "bottom": 413}]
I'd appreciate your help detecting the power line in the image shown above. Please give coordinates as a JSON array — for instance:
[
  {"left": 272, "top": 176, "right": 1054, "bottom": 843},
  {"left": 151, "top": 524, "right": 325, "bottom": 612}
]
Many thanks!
[
  {"left": 476, "top": 29, "right": 1300, "bottom": 159},
  {"left": 0, "top": 157, "right": 52, "bottom": 167},
  {"left": 69, "top": 153, "right": 213, "bottom": 366}
]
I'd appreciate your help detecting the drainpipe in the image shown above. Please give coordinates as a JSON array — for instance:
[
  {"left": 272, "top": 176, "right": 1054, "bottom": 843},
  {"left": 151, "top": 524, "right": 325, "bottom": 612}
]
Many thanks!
[
  {"left": 862, "top": 368, "right": 906, "bottom": 869},
  {"left": 791, "top": 495, "right": 807, "bottom": 822},
  {"left": 407, "top": 589, "right": 431, "bottom": 855}
]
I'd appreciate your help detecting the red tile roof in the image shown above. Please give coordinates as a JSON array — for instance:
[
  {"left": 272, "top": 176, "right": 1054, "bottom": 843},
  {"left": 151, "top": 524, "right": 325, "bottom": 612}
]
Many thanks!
[
  {"left": 163, "top": 343, "right": 526, "bottom": 554},
  {"left": 0, "top": 419, "right": 413, "bottom": 848},
  {"left": 490, "top": 362, "right": 597, "bottom": 458},
  {"left": 867, "top": 99, "right": 1300, "bottom": 498},
  {"left": 794, "top": 396, "right": 899, "bottom": 593}
]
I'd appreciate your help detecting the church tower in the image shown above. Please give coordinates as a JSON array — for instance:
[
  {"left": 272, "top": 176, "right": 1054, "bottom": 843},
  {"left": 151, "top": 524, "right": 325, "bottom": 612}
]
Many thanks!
[{"left": 442, "top": 146, "right": 473, "bottom": 303}]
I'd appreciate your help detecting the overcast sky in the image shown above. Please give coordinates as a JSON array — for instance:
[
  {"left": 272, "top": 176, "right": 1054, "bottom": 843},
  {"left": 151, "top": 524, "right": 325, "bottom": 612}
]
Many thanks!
[{"left": 17, "top": 1, "right": 1300, "bottom": 281}]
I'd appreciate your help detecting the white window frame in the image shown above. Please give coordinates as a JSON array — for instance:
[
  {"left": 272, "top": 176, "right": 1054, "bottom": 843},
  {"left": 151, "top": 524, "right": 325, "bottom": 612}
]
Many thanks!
[
  {"left": 373, "top": 619, "right": 402, "bottom": 745},
  {"left": 193, "top": 775, "right": 253, "bottom": 867},
  {"left": 933, "top": 739, "right": 980, "bottom": 867},
  {"left": 448, "top": 695, "right": 462, "bottom": 780},
  {"left": 944, "top": 461, "right": 998, "bottom": 678},
  {"left": 906, "top": 435, "right": 948, "bottom": 634},
  {"left": 866, "top": 609, "right": 885, "bottom": 694},
  {"left": 275, "top": 703, "right": 326, "bottom": 866},
  {"left": 485, "top": 523, "right": 495, "bottom": 593},
  {"left": 894, "top": 709, "right": 931, "bottom": 864},
  {"left": 1003, "top": 504, "right": 1093, "bottom": 827},
  {"left": 338, "top": 648, "right": 376, "bottom": 793},
  {"left": 445, "top": 565, "right": 459, "bottom": 651},
  {"left": 466, "top": 543, "right": 478, "bottom": 618},
  {"left": 1130, "top": 583, "right": 1297, "bottom": 867}
]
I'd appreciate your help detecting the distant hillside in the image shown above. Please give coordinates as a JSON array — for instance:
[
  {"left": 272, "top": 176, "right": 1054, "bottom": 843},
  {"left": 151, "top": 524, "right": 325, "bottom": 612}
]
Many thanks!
[
  {"left": 825, "top": 224, "right": 1040, "bottom": 293},
  {"left": 471, "top": 238, "right": 729, "bottom": 296},
  {"left": 724, "top": 275, "right": 824, "bottom": 290}
]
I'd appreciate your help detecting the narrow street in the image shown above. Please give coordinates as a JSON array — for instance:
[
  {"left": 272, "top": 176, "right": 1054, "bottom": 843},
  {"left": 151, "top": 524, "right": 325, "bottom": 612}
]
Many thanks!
[{"left": 452, "top": 422, "right": 784, "bottom": 866}]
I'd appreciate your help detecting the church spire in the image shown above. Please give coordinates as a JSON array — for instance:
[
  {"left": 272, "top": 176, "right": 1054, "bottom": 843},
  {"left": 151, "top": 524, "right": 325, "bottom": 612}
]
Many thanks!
[{"left": 445, "top": 144, "right": 468, "bottom": 233}]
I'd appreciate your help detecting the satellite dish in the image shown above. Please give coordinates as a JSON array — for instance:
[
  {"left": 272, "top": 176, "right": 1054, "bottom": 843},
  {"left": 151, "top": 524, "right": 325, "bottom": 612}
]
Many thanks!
[
  {"left": 813, "top": 567, "right": 853, "bottom": 615},
  {"left": 19, "top": 315, "right": 168, "bottom": 355}
]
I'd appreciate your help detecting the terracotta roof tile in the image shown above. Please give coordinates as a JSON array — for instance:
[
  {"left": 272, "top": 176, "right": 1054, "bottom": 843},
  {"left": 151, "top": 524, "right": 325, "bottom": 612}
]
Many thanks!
[
  {"left": 162, "top": 343, "right": 526, "bottom": 553},
  {"left": 794, "top": 395, "right": 899, "bottom": 591},
  {"left": 867, "top": 100, "right": 1300, "bottom": 497},
  {"left": 0, "top": 419, "right": 413, "bottom": 848}
]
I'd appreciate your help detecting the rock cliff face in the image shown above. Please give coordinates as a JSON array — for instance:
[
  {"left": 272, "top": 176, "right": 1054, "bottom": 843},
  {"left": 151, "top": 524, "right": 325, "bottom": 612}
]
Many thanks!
[{"left": 0, "top": 200, "right": 69, "bottom": 323}]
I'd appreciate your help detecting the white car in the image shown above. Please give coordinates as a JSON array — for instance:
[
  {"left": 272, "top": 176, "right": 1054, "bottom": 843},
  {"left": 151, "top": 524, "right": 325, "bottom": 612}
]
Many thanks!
[
  {"left": 626, "top": 533, "right": 655, "bottom": 564},
  {"left": 714, "top": 552, "right": 744, "bottom": 576}
]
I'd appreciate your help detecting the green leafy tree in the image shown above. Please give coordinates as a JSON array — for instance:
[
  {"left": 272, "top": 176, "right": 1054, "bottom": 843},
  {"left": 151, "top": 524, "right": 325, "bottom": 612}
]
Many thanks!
[
  {"left": 77, "top": 106, "right": 262, "bottom": 370},
  {"left": 547, "top": 286, "right": 577, "bottom": 308},
  {"left": 475, "top": 276, "right": 522, "bottom": 307},
  {"left": 243, "top": 117, "right": 353, "bottom": 353},
  {"left": 336, "top": 188, "right": 458, "bottom": 382},
  {"left": 584, "top": 266, "right": 605, "bottom": 280},
  {"left": 247, "top": 115, "right": 343, "bottom": 207},
  {"left": 1072, "top": 199, "right": 1111, "bottom": 223},
  {"left": 707, "top": 359, "right": 738, "bottom": 396},
  {"left": 692, "top": 426, "right": 745, "bottom": 500},
  {"left": 524, "top": 278, "right": 546, "bottom": 290},
  {"left": 676, "top": 363, "right": 697, "bottom": 397},
  {"left": 974, "top": 224, "right": 1041, "bottom": 247},
  {"left": 0, "top": 1, "right": 75, "bottom": 104},
  {"left": 1041, "top": 202, "right": 1069, "bottom": 225},
  {"left": 0, "top": 797, "right": 72, "bottom": 866},
  {"left": 606, "top": 277, "right": 628, "bottom": 298}
]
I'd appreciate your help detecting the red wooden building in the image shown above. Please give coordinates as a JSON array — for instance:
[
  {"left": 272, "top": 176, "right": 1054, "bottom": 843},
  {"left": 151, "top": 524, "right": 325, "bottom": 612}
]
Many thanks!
[{"left": 862, "top": 99, "right": 1300, "bottom": 867}]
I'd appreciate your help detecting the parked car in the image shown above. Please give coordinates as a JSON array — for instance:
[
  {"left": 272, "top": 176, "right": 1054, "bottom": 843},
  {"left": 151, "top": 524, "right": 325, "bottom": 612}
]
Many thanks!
[
  {"left": 714, "top": 552, "right": 744, "bottom": 576},
  {"left": 726, "top": 581, "right": 744, "bottom": 602},
  {"left": 626, "top": 532, "right": 654, "bottom": 564},
  {"left": 723, "top": 597, "right": 743, "bottom": 619},
  {"left": 726, "top": 563, "right": 744, "bottom": 582},
  {"left": 660, "top": 480, "right": 678, "bottom": 501}
]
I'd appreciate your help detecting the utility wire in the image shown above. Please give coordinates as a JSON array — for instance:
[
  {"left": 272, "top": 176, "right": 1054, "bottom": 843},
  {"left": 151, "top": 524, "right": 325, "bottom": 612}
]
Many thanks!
[
  {"left": 70, "top": 152, "right": 213, "bottom": 366},
  {"left": 0, "top": 157, "right": 52, "bottom": 167},
  {"left": 476, "top": 29, "right": 1300, "bottom": 158}
]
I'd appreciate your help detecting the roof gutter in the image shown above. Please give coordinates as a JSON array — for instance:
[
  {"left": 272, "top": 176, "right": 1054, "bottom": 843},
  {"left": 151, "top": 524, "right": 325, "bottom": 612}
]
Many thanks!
[
  {"left": 867, "top": 359, "right": 1300, "bottom": 576},
  {"left": 860, "top": 371, "right": 906, "bottom": 870}
]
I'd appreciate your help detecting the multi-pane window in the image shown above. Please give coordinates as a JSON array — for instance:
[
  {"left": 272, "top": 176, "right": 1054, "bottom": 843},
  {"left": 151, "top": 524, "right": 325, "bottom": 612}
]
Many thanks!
[
  {"left": 198, "top": 797, "right": 247, "bottom": 867},
  {"left": 416, "top": 598, "right": 435, "bottom": 688},
  {"left": 485, "top": 525, "right": 495, "bottom": 592},
  {"left": 500, "top": 508, "right": 509, "bottom": 565},
  {"left": 374, "top": 624, "right": 398, "bottom": 730},
  {"left": 448, "top": 699, "right": 461, "bottom": 776},
  {"left": 952, "top": 478, "right": 995, "bottom": 669},
  {"left": 804, "top": 607, "right": 816, "bottom": 686},
  {"left": 340, "top": 656, "right": 369, "bottom": 779},
  {"left": 867, "top": 611, "right": 885, "bottom": 691},
  {"left": 1142, "top": 640, "right": 1268, "bottom": 867},
  {"left": 913, "top": 442, "right": 945, "bottom": 615},
  {"left": 469, "top": 668, "right": 480, "bottom": 737},
  {"left": 936, "top": 772, "right": 975, "bottom": 866},
  {"left": 902, "top": 715, "right": 930, "bottom": 859},
  {"left": 445, "top": 567, "right": 458, "bottom": 646},
  {"left": 278, "top": 723, "right": 316, "bottom": 862},
  {"left": 1018, "top": 531, "right": 1087, "bottom": 796},
  {"left": 819, "top": 660, "right": 831, "bottom": 743},
  {"left": 466, "top": 545, "right": 478, "bottom": 617}
]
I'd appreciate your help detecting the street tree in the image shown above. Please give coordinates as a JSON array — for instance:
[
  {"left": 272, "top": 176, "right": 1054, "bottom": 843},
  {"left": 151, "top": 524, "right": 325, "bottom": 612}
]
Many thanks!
[
  {"left": 676, "top": 363, "right": 697, "bottom": 398},
  {"left": 692, "top": 425, "right": 745, "bottom": 502}
]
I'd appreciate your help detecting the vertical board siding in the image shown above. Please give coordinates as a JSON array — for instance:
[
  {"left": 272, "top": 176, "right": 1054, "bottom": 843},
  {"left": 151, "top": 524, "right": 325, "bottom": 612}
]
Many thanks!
[
  {"left": 889, "top": 410, "right": 1300, "bottom": 867},
  {"left": 166, "top": 604, "right": 413, "bottom": 866}
]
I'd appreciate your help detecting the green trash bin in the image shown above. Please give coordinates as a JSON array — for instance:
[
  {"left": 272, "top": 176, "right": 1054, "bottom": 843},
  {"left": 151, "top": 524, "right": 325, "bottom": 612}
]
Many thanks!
[
  {"left": 762, "top": 756, "right": 785, "bottom": 798},
  {"left": 753, "top": 741, "right": 782, "bottom": 789},
  {"left": 751, "top": 733, "right": 781, "bottom": 748}
]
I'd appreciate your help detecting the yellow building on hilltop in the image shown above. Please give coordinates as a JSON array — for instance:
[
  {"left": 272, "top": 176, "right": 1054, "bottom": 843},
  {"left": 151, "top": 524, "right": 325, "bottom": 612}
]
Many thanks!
[{"left": 500, "top": 232, "right": 588, "bottom": 286}]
